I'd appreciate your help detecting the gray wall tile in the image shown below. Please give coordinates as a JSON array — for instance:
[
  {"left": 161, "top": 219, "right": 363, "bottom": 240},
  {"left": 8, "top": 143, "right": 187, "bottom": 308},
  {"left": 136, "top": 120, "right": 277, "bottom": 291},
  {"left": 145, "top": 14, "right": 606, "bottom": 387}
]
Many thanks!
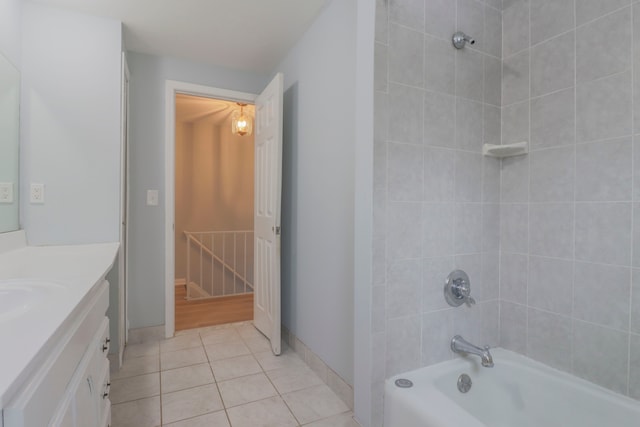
[
  {"left": 576, "top": 71, "right": 632, "bottom": 143},
  {"left": 531, "top": 32, "right": 575, "bottom": 97},
  {"left": 530, "top": 0, "right": 575, "bottom": 45},
  {"left": 576, "top": 0, "right": 631, "bottom": 26},
  {"left": 389, "top": 83, "right": 424, "bottom": 144},
  {"left": 389, "top": 24, "right": 424, "bottom": 87},
  {"left": 484, "top": 5, "right": 502, "bottom": 58},
  {"left": 528, "top": 256, "right": 573, "bottom": 315},
  {"left": 481, "top": 251, "right": 500, "bottom": 301},
  {"left": 454, "top": 203, "right": 483, "bottom": 253},
  {"left": 501, "top": 155, "right": 529, "bottom": 203},
  {"left": 502, "top": 50, "right": 530, "bottom": 106},
  {"left": 457, "top": 0, "right": 485, "bottom": 53},
  {"left": 635, "top": 139, "right": 640, "bottom": 201},
  {"left": 483, "top": 156, "right": 501, "bottom": 203},
  {"left": 455, "top": 98, "right": 484, "bottom": 151},
  {"left": 424, "top": 35, "right": 455, "bottom": 95},
  {"left": 575, "top": 202, "right": 632, "bottom": 265},
  {"left": 530, "top": 203, "right": 574, "bottom": 259},
  {"left": 530, "top": 146, "right": 575, "bottom": 202},
  {"left": 527, "top": 309, "right": 572, "bottom": 372},
  {"left": 575, "top": 138, "right": 632, "bottom": 202},
  {"left": 484, "top": 56, "right": 502, "bottom": 107},
  {"left": 500, "top": 204, "right": 528, "bottom": 253},
  {"left": 574, "top": 262, "right": 631, "bottom": 330},
  {"left": 503, "top": 0, "right": 529, "bottom": 57},
  {"left": 530, "top": 88, "right": 576, "bottom": 150},
  {"left": 455, "top": 151, "right": 483, "bottom": 202},
  {"left": 454, "top": 301, "right": 500, "bottom": 347},
  {"left": 456, "top": 49, "right": 485, "bottom": 102},
  {"left": 423, "top": 203, "right": 454, "bottom": 257},
  {"left": 424, "top": 147, "right": 454, "bottom": 201},
  {"left": 502, "top": 100, "right": 529, "bottom": 145},
  {"left": 632, "top": 270, "right": 640, "bottom": 333},
  {"left": 630, "top": 334, "right": 640, "bottom": 399},
  {"left": 386, "top": 315, "right": 422, "bottom": 376},
  {"left": 424, "top": 91, "right": 455, "bottom": 148},
  {"left": 387, "top": 258, "right": 423, "bottom": 318},
  {"left": 376, "top": 0, "right": 389, "bottom": 44},
  {"left": 375, "top": 43, "right": 388, "bottom": 92},
  {"left": 374, "top": 91, "right": 389, "bottom": 142},
  {"left": 387, "top": 202, "right": 423, "bottom": 260},
  {"left": 424, "top": 0, "right": 456, "bottom": 40},
  {"left": 500, "top": 252, "right": 528, "bottom": 303},
  {"left": 372, "top": 285, "right": 386, "bottom": 333},
  {"left": 576, "top": 8, "right": 631, "bottom": 84},
  {"left": 573, "top": 320, "right": 629, "bottom": 394},
  {"left": 633, "top": 205, "right": 640, "bottom": 268},
  {"left": 484, "top": 105, "right": 501, "bottom": 146},
  {"left": 500, "top": 301, "right": 527, "bottom": 353},
  {"left": 390, "top": 0, "right": 425, "bottom": 31},
  {"left": 423, "top": 256, "right": 455, "bottom": 311},
  {"left": 422, "top": 310, "right": 455, "bottom": 365},
  {"left": 633, "top": 3, "right": 640, "bottom": 134},
  {"left": 388, "top": 142, "right": 424, "bottom": 201},
  {"left": 483, "top": 203, "right": 500, "bottom": 251}
]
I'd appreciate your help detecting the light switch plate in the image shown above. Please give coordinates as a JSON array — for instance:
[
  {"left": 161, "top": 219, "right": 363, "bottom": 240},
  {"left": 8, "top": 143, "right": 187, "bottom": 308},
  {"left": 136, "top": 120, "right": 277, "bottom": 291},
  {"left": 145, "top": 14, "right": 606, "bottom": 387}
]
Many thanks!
[
  {"left": 146, "top": 189, "right": 159, "bottom": 206},
  {"left": 30, "top": 183, "right": 45, "bottom": 204},
  {"left": 0, "top": 182, "right": 13, "bottom": 203}
]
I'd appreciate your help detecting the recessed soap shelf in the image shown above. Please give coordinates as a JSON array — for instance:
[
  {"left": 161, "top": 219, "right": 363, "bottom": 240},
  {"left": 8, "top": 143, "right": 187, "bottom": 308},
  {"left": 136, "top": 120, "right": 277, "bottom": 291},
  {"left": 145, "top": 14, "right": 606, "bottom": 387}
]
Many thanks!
[{"left": 482, "top": 141, "right": 528, "bottom": 158}]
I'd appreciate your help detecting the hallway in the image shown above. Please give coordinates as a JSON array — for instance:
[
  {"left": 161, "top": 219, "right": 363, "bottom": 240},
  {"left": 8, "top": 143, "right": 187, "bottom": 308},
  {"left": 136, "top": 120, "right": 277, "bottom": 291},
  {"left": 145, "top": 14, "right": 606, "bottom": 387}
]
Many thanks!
[{"left": 110, "top": 322, "right": 358, "bottom": 426}]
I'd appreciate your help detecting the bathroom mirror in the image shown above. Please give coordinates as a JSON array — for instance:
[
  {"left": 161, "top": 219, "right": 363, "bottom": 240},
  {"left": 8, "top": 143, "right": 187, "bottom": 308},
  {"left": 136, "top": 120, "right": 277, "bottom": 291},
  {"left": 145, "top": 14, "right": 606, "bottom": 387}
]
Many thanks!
[{"left": 0, "top": 51, "right": 20, "bottom": 233}]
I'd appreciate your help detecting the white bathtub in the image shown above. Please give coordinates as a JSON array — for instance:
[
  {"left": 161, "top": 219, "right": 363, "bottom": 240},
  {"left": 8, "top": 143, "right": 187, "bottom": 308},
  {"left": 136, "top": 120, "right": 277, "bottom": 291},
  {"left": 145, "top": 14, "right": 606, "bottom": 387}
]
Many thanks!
[{"left": 384, "top": 348, "right": 640, "bottom": 427}]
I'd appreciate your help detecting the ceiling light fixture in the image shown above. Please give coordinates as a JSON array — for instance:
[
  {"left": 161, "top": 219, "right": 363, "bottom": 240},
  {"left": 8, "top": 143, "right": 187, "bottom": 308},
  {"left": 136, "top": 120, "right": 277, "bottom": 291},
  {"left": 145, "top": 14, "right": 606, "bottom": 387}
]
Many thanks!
[{"left": 231, "top": 103, "right": 252, "bottom": 137}]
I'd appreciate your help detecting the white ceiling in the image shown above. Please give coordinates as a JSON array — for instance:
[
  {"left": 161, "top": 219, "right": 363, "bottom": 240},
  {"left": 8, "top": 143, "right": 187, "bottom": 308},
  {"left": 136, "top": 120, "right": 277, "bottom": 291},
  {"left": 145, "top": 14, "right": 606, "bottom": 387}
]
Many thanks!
[{"left": 26, "top": 0, "right": 329, "bottom": 73}]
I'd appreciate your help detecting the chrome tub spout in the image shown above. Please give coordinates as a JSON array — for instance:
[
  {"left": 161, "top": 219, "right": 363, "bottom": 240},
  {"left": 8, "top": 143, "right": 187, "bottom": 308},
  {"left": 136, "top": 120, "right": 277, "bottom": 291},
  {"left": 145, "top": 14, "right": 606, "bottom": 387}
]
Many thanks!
[{"left": 451, "top": 335, "right": 494, "bottom": 367}]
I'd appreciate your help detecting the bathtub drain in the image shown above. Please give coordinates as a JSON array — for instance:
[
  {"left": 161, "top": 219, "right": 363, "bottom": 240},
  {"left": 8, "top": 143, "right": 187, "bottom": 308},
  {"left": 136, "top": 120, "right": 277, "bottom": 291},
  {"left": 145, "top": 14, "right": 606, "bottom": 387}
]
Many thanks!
[
  {"left": 395, "top": 378, "right": 413, "bottom": 388},
  {"left": 457, "top": 374, "right": 472, "bottom": 393}
]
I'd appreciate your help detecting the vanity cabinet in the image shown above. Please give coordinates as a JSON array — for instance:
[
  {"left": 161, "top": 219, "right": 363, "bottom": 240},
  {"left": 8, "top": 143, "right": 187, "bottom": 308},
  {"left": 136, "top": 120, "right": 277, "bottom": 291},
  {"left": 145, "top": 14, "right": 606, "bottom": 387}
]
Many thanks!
[{"left": 2, "top": 281, "right": 111, "bottom": 427}]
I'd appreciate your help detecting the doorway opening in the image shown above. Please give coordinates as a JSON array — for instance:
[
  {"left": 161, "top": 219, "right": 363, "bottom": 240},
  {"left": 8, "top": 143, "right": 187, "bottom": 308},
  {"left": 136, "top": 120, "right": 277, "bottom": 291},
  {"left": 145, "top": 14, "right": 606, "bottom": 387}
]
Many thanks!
[{"left": 174, "top": 94, "right": 255, "bottom": 331}]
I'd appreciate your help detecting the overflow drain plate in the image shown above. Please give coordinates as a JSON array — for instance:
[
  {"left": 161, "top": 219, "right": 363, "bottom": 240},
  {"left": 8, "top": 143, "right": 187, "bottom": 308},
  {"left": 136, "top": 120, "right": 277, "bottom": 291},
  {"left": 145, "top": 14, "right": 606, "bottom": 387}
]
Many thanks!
[{"left": 395, "top": 378, "right": 413, "bottom": 388}]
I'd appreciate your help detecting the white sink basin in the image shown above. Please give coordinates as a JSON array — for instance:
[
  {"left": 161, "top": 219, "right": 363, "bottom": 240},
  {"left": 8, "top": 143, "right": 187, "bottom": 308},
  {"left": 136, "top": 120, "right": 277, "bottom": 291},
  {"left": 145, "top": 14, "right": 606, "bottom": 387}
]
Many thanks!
[{"left": 0, "top": 279, "right": 67, "bottom": 321}]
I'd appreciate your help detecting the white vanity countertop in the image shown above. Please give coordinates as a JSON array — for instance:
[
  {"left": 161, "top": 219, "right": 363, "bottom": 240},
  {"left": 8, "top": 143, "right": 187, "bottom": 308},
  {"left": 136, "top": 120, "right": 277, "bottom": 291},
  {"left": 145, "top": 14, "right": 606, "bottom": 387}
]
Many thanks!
[{"left": 0, "top": 242, "right": 119, "bottom": 406}]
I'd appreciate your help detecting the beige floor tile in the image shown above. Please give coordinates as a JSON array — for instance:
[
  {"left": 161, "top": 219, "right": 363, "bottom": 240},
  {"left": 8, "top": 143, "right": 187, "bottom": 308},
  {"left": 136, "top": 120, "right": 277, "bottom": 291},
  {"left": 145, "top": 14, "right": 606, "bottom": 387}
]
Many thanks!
[
  {"left": 266, "top": 364, "right": 324, "bottom": 394},
  {"left": 175, "top": 328, "right": 201, "bottom": 337},
  {"left": 210, "top": 354, "right": 262, "bottom": 381},
  {"left": 111, "top": 396, "right": 160, "bottom": 427},
  {"left": 160, "top": 334, "right": 203, "bottom": 353},
  {"left": 110, "top": 372, "right": 160, "bottom": 404},
  {"left": 242, "top": 335, "right": 272, "bottom": 353},
  {"left": 235, "top": 324, "right": 263, "bottom": 340},
  {"left": 218, "top": 373, "right": 278, "bottom": 408},
  {"left": 162, "top": 410, "right": 230, "bottom": 427},
  {"left": 111, "top": 355, "right": 159, "bottom": 380},
  {"left": 200, "top": 328, "right": 242, "bottom": 345},
  {"left": 161, "top": 363, "right": 214, "bottom": 393},
  {"left": 282, "top": 384, "right": 350, "bottom": 424},
  {"left": 254, "top": 348, "right": 306, "bottom": 371},
  {"left": 302, "top": 412, "right": 360, "bottom": 427},
  {"left": 161, "top": 383, "right": 224, "bottom": 424},
  {"left": 205, "top": 340, "right": 251, "bottom": 361},
  {"left": 226, "top": 396, "right": 298, "bottom": 427},
  {"left": 161, "top": 347, "right": 208, "bottom": 370},
  {"left": 124, "top": 341, "right": 160, "bottom": 360}
]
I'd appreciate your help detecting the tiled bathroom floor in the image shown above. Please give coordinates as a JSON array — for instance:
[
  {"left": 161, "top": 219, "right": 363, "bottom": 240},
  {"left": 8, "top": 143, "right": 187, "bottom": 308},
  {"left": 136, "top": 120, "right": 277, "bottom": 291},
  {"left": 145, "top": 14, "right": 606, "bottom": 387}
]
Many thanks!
[{"left": 110, "top": 322, "right": 359, "bottom": 427}]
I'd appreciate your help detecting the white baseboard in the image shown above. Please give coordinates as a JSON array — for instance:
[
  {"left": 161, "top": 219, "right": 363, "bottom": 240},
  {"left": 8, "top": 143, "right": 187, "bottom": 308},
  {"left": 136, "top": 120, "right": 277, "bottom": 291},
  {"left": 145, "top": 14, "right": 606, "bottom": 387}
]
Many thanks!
[{"left": 175, "top": 278, "right": 186, "bottom": 286}]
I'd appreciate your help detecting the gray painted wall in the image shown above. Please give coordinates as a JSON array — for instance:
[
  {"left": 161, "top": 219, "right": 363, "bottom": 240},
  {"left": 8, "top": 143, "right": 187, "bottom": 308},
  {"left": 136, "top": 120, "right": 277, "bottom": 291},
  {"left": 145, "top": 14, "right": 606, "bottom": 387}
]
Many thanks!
[
  {"left": 0, "top": 0, "right": 22, "bottom": 68},
  {"left": 21, "top": 3, "right": 122, "bottom": 246},
  {"left": 277, "top": 0, "right": 356, "bottom": 385},
  {"left": 126, "top": 52, "right": 267, "bottom": 328}
]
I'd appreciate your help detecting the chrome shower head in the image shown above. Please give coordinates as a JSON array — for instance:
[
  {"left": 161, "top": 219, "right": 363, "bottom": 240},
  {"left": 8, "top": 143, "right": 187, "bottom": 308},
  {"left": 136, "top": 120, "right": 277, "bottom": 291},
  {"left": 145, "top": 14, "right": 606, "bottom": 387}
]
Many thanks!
[{"left": 452, "top": 31, "right": 475, "bottom": 49}]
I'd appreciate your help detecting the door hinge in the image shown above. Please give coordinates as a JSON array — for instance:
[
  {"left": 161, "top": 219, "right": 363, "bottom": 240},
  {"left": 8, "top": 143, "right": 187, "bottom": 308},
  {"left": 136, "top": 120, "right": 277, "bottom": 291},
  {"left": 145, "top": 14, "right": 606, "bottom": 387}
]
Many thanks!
[{"left": 272, "top": 226, "right": 281, "bottom": 235}]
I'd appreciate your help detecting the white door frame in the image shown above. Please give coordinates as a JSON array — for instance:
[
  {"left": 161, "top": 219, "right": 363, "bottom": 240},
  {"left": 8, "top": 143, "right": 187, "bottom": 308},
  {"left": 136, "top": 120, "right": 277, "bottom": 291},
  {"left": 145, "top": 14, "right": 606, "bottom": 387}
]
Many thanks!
[
  {"left": 164, "top": 80, "right": 256, "bottom": 338},
  {"left": 119, "top": 52, "right": 131, "bottom": 366}
]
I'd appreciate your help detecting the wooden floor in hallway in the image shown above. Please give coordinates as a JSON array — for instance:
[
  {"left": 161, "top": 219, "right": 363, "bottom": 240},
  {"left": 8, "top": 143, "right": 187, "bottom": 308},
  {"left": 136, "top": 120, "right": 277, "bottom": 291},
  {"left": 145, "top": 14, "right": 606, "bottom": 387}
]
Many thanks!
[{"left": 175, "top": 285, "right": 253, "bottom": 331}]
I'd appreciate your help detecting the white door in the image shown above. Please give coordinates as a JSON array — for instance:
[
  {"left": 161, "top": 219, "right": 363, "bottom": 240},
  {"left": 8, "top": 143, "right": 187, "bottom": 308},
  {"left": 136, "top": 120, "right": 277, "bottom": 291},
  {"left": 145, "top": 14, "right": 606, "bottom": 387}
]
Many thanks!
[{"left": 253, "top": 73, "right": 284, "bottom": 355}]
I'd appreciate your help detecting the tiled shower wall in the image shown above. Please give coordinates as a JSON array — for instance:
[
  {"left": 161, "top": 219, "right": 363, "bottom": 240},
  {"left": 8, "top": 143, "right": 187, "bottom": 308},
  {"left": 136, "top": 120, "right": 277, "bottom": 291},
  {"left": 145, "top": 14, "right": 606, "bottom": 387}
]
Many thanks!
[
  {"left": 372, "top": 0, "right": 502, "bottom": 425},
  {"left": 499, "top": 0, "right": 640, "bottom": 400}
]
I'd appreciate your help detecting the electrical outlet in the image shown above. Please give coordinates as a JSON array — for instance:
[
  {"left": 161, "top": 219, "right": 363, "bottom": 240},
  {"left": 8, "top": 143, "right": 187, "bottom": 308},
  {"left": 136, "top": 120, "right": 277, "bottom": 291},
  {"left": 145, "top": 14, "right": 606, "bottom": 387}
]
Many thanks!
[
  {"left": 146, "top": 189, "right": 159, "bottom": 206},
  {"left": 0, "top": 182, "right": 13, "bottom": 203},
  {"left": 30, "top": 183, "right": 45, "bottom": 204}
]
